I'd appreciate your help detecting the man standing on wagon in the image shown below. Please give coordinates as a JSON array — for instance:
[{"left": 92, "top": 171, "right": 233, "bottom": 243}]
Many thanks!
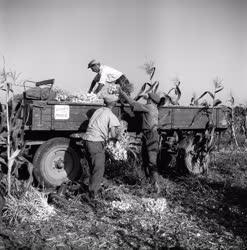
[
  {"left": 87, "top": 60, "right": 133, "bottom": 96},
  {"left": 119, "top": 89, "right": 161, "bottom": 194}
]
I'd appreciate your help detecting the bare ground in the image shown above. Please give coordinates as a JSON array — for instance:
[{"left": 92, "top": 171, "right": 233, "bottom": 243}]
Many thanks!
[{"left": 0, "top": 150, "right": 247, "bottom": 249}]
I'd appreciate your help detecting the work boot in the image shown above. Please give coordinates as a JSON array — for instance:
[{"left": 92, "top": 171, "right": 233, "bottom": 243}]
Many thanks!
[
  {"left": 81, "top": 191, "right": 97, "bottom": 205},
  {"left": 80, "top": 192, "right": 91, "bottom": 203},
  {"left": 89, "top": 190, "right": 97, "bottom": 199},
  {"left": 79, "top": 183, "right": 89, "bottom": 194},
  {"left": 86, "top": 191, "right": 103, "bottom": 212}
]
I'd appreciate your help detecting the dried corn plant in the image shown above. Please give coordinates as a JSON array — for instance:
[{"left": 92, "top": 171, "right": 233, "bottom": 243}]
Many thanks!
[
  {"left": 204, "top": 78, "right": 224, "bottom": 149},
  {"left": 186, "top": 78, "right": 224, "bottom": 174},
  {"left": 136, "top": 61, "right": 181, "bottom": 105},
  {"left": 1, "top": 58, "right": 18, "bottom": 194},
  {"left": 3, "top": 184, "right": 56, "bottom": 225},
  {"left": 232, "top": 105, "right": 247, "bottom": 146},
  {"left": 190, "top": 92, "right": 199, "bottom": 106},
  {"left": 160, "top": 78, "right": 181, "bottom": 106},
  {"left": 141, "top": 60, "right": 156, "bottom": 82},
  {"left": 135, "top": 61, "right": 159, "bottom": 101},
  {"left": 106, "top": 120, "right": 140, "bottom": 162},
  {"left": 225, "top": 94, "right": 241, "bottom": 148},
  {"left": 193, "top": 78, "right": 224, "bottom": 146},
  {"left": 0, "top": 58, "right": 33, "bottom": 195}
]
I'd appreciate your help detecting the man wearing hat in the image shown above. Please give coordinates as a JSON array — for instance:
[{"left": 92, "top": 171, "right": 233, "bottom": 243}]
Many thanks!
[
  {"left": 87, "top": 60, "right": 132, "bottom": 96},
  {"left": 82, "top": 94, "right": 120, "bottom": 201},
  {"left": 119, "top": 89, "right": 161, "bottom": 194}
]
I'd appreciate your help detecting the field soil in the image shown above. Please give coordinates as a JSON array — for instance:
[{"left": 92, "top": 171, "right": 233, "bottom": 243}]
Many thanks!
[{"left": 0, "top": 150, "right": 247, "bottom": 249}]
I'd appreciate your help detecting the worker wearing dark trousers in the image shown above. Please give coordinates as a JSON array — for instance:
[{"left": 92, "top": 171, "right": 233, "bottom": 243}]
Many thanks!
[
  {"left": 119, "top": 89, "right": 161, "bottom": 193},
  {"left": 83, "top": 95, "right": 120, "bottom": 200},
  {"left": 84, "top": 140, "right": 105, "bottom": 198},
  {"left": 142, "top": 129, "right": 160, "bottom": 178}
]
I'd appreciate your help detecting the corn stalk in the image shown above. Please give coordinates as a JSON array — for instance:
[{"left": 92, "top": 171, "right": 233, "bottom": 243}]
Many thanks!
[
  {"left": 225, "top": 94, "right": 239, "bottom": 148},
  {"left": 136, "top": 61, "right": 181, "bottom": 105},
  {"left": 5, "top": 82, "right": 11, "bottom": 194},
  {"left": 141, "top": 60, "right": 156, "bottom": 83},
  {"left": 190, "top": 78, "right": 222, "bottom": 143},
  {"left": 134, "top": 61, "right": 157, "bottom": 101},
  {"left": 163, "top": 78, "right": 181, "bottom": 105},
  {"left": 185, "top": 78, "right": 224, "bottom": 174},
  {"left": 0, "top": 59, "right": 22, "bottom": 195}
]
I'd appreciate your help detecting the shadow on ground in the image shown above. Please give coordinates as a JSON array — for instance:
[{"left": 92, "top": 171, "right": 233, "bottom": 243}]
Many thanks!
[{"left": 162, "top": 152, "right": 247, "bottom": 247}]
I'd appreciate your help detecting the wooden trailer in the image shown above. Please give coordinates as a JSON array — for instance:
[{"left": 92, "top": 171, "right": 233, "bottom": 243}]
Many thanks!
[
  {"left": 23, "top": 101, "right": 227, "bottom": 132},
  {"left": 20, "top": 100, "right": 228, "bottom": 187}
]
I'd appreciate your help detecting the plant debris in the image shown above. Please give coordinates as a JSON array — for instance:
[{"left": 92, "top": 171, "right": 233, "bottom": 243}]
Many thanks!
[{"left": 0, "top": 151, "right": 246, "bottom": 249}]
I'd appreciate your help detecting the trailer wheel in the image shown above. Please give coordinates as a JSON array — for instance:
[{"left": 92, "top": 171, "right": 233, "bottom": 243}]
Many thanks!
[
  {"left": 33, "top": 137, "right": 82, "bottom": 188},
  {"left": 178, "top": 136, "right": 210, "bottom": 175}
]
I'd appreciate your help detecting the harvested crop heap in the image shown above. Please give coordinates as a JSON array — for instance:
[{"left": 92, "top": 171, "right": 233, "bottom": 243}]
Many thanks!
[
  {"left": 3, "top": 186, "right": 56, "bottom": 225},
  {"left": 106, "top": 140, "right": 128, "bottom": 161},
  {"left": 106, "top": 120, "right": 139, "bottom": 162},
  {"left": 55, "top": 92, "right": 104, "bottom": 104},
  {"left": 54, "top": 84, "right": 120, "bottom": 104}
]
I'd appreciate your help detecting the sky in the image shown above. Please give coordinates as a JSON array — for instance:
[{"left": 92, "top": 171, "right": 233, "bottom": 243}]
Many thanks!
[{"left": 0, "top": 0, "right": 246, "bottom": 105}]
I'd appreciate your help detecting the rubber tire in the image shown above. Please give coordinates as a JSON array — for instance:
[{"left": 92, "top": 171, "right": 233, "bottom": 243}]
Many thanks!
[
  {"left": 184, "top": 137, "right": 210, "bottom": 175},
  {"left": 33, "top": 137, "right": 82, "bottom": 188},
  {"left": 178, "top": 136, "right": 210, "bottom": 175}
]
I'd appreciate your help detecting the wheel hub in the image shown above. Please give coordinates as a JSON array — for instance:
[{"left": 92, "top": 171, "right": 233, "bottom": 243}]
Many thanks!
[
  {"left": 44, "top": 149, "right": 74, "bottom": 182},
  {"left": 54, "top": 158, "right": 65, "bottom": 170}
]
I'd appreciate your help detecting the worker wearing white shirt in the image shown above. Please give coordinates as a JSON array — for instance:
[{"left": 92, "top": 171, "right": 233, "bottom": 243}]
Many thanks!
[{"left": 87, "top": 60, "right": 132, "bottom": 95}]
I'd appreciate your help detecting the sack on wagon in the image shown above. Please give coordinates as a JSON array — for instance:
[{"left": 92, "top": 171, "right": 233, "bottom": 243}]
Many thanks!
[{"left": 24, "top": 87, "right": 56, "bottom": 101}]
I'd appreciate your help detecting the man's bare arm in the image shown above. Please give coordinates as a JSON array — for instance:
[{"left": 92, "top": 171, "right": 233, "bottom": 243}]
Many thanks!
[
  {"left": 88, "top": 79, "right": 97, "bottom": 93},
  {"left": 119, "top": 88, "right": 149, "bottom": 112},
  {"left": 93, "top": 83, "right": 104, "bottom": 94},
  {"left": 109, "top": 126, "right": 119, "bottom": 139},
  {"left": 119, "top": 88, "right": 134, "bottom": 105}
]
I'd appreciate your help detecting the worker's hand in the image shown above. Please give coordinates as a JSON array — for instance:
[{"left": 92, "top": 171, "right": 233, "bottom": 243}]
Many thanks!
[
  {"left": 117, "top": 88, "right": 133, "bottom": 105},
  {"left": 110, "top": 126, "right": 117, "bottom": 139},
  {"left": 107, "top": 137, "right": 118, "bottom": 144},
  {"left": 118, "top": 87, "right": 124, "bottom": 96},
  {"left": 143, "top": 94, "right": 149, "bottom": 100}
]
